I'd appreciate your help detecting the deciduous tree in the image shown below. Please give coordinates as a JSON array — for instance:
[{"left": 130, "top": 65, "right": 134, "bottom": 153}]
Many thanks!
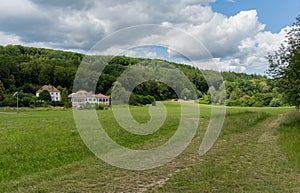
[
  {"left": 0, "top": 80, "right": 4, "bottom": 100},
  {"left": 267, "top": 16, "right": 300, "bottom": 108},
  {"left": 38, "top": 90, "right": 52, "bottom": 101}
]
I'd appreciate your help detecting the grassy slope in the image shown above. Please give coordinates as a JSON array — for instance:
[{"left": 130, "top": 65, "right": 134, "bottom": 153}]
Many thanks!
[{"left": 0, "top": 104, "right": 299, "bottom": 192}]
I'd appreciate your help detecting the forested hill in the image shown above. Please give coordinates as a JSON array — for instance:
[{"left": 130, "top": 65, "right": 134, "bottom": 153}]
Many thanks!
[{"left": 0, "top": 45, "right": 283, "bottom": 107}]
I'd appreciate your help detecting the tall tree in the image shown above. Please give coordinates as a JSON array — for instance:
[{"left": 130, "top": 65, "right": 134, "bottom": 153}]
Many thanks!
[
  {"left": 38, "top": 90, "right": 52, "bottom": 101},
  {"left": 267, "top": 16, "right": 300, "bottom": 108},
  {"left": 0, "top": 80, "right": 5, "bottom": 100},
  {"left": 61, "top": 88, "right": 69, "bottom": 102}
]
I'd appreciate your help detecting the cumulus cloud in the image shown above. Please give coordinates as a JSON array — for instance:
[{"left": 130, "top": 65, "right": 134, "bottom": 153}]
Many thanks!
[
  {"left": 0, "top": 0, "right": 288, "bottom": 74},
  {"left": 0, "top": 32, "right": 22, "bottom": 45}
]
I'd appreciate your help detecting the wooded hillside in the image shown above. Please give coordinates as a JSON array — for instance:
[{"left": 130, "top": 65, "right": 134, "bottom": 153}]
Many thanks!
[{"left": 0, "top": 45, "right": 284, "bottom": 107}]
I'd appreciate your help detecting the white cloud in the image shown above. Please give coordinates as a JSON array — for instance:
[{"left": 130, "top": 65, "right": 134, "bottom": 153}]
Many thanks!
[
  {"left": 124, "top": 49, "right": 163, "bottom": 60},
  {"left": 0, "top": 0, "right": 38, "bottom": 16},
  {"left": 0, "top": 32, "right": 22, "bottom": 45}
]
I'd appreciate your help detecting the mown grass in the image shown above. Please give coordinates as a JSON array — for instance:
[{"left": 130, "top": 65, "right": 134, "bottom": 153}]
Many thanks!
[
  {"left": 278, "top": 110, "right": 300, "bottom": 170},
  {"left": 0, "top": 103, "right": 196, "bottom": 182},
  {"left": 221, "top": 110, "right": 269, "bottom": 136},
  {"left": 0, "top": 110, "right": 92, "bottom": 182},
  {"left": 100, "top": 104, "right": 181, "bottom": 149},
  {"left": 0, "top": 103, "right": 299, "bottom": 192},
  {"left": 157, "top": 108, "right": 300, "bottom": 192}
]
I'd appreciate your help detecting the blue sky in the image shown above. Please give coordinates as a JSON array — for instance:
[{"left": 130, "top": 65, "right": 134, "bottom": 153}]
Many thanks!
[{"left": 0, "top": 0, "right": 299, "bottom": 74}]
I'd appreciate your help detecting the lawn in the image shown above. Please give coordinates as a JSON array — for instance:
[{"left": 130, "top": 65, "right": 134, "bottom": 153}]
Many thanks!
[{"left": 0, "top": 103, "right": 299, "bottom": 192}]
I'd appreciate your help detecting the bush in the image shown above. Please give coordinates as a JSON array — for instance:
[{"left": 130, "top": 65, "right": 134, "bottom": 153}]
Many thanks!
[
  {"left": 95, "top": 104, "right": 105, "bottom": 110},
  {"left": 129, "top": 94, "right": 155, "bottom": 105},
  {"left": 64, "top": 101, "right": 72, "bottom": 108},
  {"left": 198, "top": 94, "right": 210, "bottom": 104},
  {"left": 270, "top": 98, "right": 281, "bottom": 107},
  {"left": 225, "top": 99, "right": 241, "bottom": 106},
  {"left": 50, "top": 101, "right": 65, "bottom": 107},
  {"left": 78, "top": 103, "right": 93, "bottom": 110}
]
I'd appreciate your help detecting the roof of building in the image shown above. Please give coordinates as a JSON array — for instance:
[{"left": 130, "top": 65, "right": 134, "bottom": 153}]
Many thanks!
[
  {"left": 68, "top": 90, "right": 109, "bottom": 98},
  {"left": 37, "top": 85, "right": 60, "bottom": 93}
]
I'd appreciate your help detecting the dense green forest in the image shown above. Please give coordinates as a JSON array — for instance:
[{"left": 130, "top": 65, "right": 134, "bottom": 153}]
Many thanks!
[{"left": 0, "top": 45, "right": 285, "bottom": 107}]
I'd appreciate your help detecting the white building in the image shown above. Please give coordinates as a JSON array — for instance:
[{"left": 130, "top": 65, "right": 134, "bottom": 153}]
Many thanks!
[
  {"left": 36, "top": 85, "right": 61, "bottom": 101},
  {"left": 68, "top": 90, "right": 110, "bottom": 108}
]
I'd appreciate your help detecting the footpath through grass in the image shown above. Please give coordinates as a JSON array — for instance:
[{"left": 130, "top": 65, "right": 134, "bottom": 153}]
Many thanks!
[{"left": 0, "top": 104, "right": 299, "bottom": 192}]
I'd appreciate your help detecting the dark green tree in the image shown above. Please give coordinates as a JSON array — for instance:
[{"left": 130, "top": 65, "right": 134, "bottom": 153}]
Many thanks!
[
  {"left": 267, "top": 16, "right": 300, "bottom": 108},
  {"left": 61, "top": 88, "right": 69, "bottom": 102},
  {"left": 38, "top": 90, "right": 52, "bottom": 101},
  {"left": 0, "top": 80, "right": 4, "bottom": 100}
]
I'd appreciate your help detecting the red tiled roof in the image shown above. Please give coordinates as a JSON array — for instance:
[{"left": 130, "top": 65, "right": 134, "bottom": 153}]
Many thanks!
[
  {"left": 37, "top": 85, "right": 60, "bottom": 93},
  {"left": 95, "top": 93, "right": 110, "bottom": 98},
  {"left": 68, "top": 90, "right": 109, "bottom": 98}
]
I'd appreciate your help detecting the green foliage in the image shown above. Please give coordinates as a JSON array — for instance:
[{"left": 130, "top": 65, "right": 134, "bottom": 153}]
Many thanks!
[
  {"left": 222, "top": 72, "right": 277, "bottom": 107},
  {"left": 95, "top": 103, "right": 105, "bottom": 110},
  {"left": 0, "top": 45, "right": 286, "bottom": 108},
  {"left": 225, "top": 99, "right": 241, "bottom": 106},
  {"left": 268, "top": 16, "right": 300, "bottom": 107},
  {"left": 0, "top": 45, "right": 82, "bottom": 93},
  {"left": 180, "top": 88, "right": 192, "bottom": 100},
  {"left": 270, "top": 97, "right": 282, "bottom": 107},
  {"left": 0, "top": 91, "right": 36, "bottom": 107},
  {"left": 278, "top": 110, "right": 300, "bottom": 170},
  {"left": 78, "top": 103, "right": 94, "bottom": 110},
  {"left": 61, "top": 88, "right": 69, "bottom": 102},
  {"left": 129, "top": 94, "right": 155, "bottom": 105},
  {"left": 198, "top": 94, "right": 210, "bottom": 104},
  {"left": 38, "top": 90, "right": 52, "bottom": 101},
  {"left": 0, "top": 80, "right": 4, "bottom": 100},
  {"left": 63, "top": 101, "right": 72, "bottom": 108}
]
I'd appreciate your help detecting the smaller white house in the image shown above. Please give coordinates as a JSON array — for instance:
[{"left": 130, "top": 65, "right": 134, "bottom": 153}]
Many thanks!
[
  {"left": 36, "top": 85, "right": 61, "bottom": 101},
  {"left": 68, "top": 90, "right": 110, "bottom": 108}
]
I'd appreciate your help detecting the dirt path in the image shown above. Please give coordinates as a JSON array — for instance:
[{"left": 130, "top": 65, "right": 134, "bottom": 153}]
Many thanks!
[{"left": 154, "top": 114, "right": 300, "bottom": 192}]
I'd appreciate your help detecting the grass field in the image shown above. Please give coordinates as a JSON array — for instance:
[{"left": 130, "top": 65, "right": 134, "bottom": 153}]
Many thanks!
[{"left": 0, "top": 103, "right": 299, "bottom": 192}]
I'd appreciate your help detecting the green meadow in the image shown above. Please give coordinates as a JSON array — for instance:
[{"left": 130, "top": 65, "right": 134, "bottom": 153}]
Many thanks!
[{"left": 0, "top": 103, "right": 299, "bottom": 192}]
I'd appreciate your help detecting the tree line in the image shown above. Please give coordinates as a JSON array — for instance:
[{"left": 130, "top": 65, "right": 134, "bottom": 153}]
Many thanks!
[{"left": 0, "top": 44, "right": 290, "bottom": 108}]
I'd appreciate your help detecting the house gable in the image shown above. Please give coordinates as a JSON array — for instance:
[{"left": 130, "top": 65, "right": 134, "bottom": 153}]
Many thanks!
[{"left": 36, "top": 84, "right": 61, "bottom": 101}]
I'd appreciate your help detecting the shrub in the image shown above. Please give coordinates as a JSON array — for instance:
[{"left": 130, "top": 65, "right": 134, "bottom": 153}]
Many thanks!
[
  {"left": 95, "top": 104, "right": 105, "bottom": 110},
  {"left": 129, "top": 94, "right": 155, "bottom": 105},
  {"left": 270, "top": 98, "right": 281, "bottom": 107},
  {"left": 225, "top": 99, "right": 241, "bottom": 106},
  {"left": 198, "top": 94, "right": 210, "bottom": 104}
]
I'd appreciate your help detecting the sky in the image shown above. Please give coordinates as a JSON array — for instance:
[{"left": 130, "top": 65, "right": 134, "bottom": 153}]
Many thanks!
[{"left": 0, "top": 0, "right": 299, "bottom": 74}]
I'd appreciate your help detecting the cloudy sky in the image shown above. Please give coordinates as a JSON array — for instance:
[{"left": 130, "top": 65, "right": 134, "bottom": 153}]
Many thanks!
[{"left": 0, "top": 0, "right": 299, "bottom": 74}]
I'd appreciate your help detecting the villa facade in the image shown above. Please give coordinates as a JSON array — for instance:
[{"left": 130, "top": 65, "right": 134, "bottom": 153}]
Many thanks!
[{"left": 68, "top": 90, "right": 110, "bottom": 108}]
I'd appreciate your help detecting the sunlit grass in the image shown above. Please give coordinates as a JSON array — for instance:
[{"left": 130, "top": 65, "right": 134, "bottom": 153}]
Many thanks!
[
  {"left": 278, "top": 110, "right": 300, "bottom": 170},
  {"left": 0, "top": 110, "right": 92, "bottom": 182},
  {"left": 0, "top": 103, "right": 298, "bottom": 192}
]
